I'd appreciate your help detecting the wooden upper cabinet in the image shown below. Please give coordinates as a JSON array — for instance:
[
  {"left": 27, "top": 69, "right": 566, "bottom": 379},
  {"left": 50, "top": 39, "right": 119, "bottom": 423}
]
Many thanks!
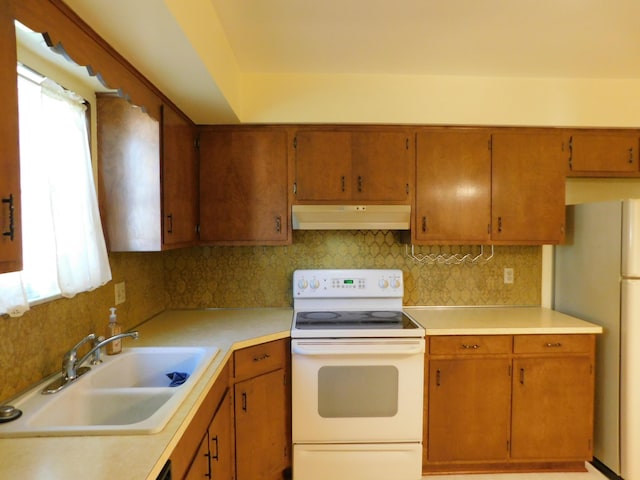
[
  {"left": 0, "top": 4, "right": 22, "bottom": 273},
  {"left": 199, "top": 127, "right": 290, "bottom": 245},
  {"left": 97, "top": 94, "right": 163, "bottom": 252},
  {"left": 491, "top": 130, "right": 566, "bottom": 244},
  {"left": 566, "top": 130, "right": 639, "bottom": 175},
  {"left": 351, "top": 131, "right": 413, "bottom": 202},
  {"left": 415, "top": 129, "right": 491, "bottom": 244},
  {"left": 294, "top": 129, "right": 413, "bottom": 203},
  {"left": 294, "top": 131, "right": 352, "bottom": 201},
  {"left": 161, "top": 105, "right": 198, "bottom": 248}
]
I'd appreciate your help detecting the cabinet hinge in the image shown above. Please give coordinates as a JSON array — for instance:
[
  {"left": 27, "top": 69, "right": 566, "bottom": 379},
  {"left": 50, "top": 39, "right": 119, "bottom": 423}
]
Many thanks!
[
  {"left": 196, "top": 224, "right": 201, "bottom": 238},
  {"left": 293, "top": 136, "right": 297, "bottom": 149},
  {"left": 194, "top": 135, "right": 200, "bottom": 151},
  {"left": 293, "top": 183, "right": 298, "bottom": 195}
]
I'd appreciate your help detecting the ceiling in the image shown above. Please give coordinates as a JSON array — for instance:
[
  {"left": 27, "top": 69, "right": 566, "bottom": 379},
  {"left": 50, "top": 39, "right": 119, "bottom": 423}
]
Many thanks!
[{"left": 57, "top": 0, "right": 640, "bottom": 124}]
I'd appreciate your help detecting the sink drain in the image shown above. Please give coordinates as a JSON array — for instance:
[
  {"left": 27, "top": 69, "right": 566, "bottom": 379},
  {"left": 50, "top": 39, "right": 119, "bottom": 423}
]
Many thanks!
[{"left": 0, "top": 405, "right": 22, "bottom": 423}]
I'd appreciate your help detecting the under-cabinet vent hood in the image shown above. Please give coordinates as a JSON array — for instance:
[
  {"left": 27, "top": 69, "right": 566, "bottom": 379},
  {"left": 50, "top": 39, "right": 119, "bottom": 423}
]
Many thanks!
[{"left": 292, "top": 205, "right": 411, "bottom": 230}]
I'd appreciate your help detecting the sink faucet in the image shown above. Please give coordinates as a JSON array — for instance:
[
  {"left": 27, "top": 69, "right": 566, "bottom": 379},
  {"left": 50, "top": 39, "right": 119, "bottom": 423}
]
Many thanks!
[
  {"left": 74, "top": 331, "right": 139, "bottom": 377},
  {"left": 43, "top": 331, "right": 139, "bottom": 394}
]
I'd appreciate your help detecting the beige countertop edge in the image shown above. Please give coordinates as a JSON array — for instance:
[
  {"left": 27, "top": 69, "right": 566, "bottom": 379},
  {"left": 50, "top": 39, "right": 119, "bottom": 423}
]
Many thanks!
[{"left": 0, "top": 306, "right": 602, "bottom": 480}]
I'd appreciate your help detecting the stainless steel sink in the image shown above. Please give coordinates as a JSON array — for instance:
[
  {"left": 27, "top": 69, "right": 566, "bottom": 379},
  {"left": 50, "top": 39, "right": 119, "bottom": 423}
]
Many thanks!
[{"left": 0, "top": 346, "right": 218, "bottom": 437}]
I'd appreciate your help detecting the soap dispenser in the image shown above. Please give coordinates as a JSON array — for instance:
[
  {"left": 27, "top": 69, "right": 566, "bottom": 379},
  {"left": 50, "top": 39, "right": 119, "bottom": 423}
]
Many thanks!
[{"left": 106, "top": 307, "right": 122, "bottom": 355}]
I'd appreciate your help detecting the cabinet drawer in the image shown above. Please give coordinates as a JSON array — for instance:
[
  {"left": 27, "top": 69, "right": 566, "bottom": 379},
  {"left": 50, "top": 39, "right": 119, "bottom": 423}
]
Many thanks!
[
  {"left": 234, "top": 339, "right": 287, "bottom": 380},
  {"left": 429, "top": 335, "right": 512, "bottom": 355},
  {"left": 513, "top": 334, "right": 594, "bottom": 354}
]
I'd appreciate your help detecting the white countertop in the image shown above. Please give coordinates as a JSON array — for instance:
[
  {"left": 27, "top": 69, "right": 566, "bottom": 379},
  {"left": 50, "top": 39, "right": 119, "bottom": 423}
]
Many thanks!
[
  {"left": 405, "top": 306, "right": 603, "bottom": 335},
  {"left": 0, "top": 306, "right": 601, "bottom": 479}
]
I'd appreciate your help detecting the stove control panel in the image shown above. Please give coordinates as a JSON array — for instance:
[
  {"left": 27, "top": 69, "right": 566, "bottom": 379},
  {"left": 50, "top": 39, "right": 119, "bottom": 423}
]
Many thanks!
[{"left": 293, "top": 269, "right": 403, "bottom": 298}]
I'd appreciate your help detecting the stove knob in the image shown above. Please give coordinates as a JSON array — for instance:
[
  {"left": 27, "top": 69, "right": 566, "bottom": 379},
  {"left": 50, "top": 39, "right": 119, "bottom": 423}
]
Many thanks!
[
  {"left": 297, "top": 279, "right": 308, "bottom": 290},
  {"left": 310, "top": 279, "right": 320, "bottom": 289},
  {"left": 378, "top": 279, "right": 389, "bottom": 289},
  {"left": 391, "top": 278, "right": 401, "bottom": 289}
]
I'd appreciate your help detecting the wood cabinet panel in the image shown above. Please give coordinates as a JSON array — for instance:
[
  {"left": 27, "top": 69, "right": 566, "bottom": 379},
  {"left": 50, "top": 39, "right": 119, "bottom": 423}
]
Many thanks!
[
  {"left": 513, "top": 334, "right": 593, "bottom": 354},
  {"left": 97, "top": 94, "right": 162, "bottom": 252},
  {"left": 235, "top": 368, "right": 288, "bottom": 480},
  {"left": 199, "top": 127, "right": 289, "bottom": 245},
  {"left": 351, "top": 131, "right": 412, "bottom": 202},
  {"left": 184, "top": 433, "right": 211, "bottom": 480},
  {"left": 161, "top": 105, "right": 198, "bottom": 247},
  {"left": 567, "top": 130, "right": 639, "bottom": 174},
  {"left": 429, "top": 335, "right": 511, "bottom": 355},
  {"left": 491, "top": 130, "right": 565, "bottom": 244},
  {"left": 294, "top": 128, "right": 412, "bottom": 204},
  {"left": 234, "top": 339, "right": 287, "bottom": 381},
  {"left": 415, "top": 129, "right": 491, "bottom": 244},
  {"left": 511, "top": 356, "right": 594, "bottom": 460},
  {"left": 210, "top": 389, "right": 234, "bottom": 480},
  {"left": 0, "top": 2, "right": 22, "bottom": 273},
  {"left": 294, "top": 130, "right": 352, "bottom": 201},
  {"left": 428, "top": 357, "right": 511, "bottom": 462}
]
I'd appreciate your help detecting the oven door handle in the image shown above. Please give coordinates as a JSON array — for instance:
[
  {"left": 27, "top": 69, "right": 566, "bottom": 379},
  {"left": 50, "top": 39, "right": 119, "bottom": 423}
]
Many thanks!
[{"left": 292, "top": 339, "right": 425, "bottom": 356}]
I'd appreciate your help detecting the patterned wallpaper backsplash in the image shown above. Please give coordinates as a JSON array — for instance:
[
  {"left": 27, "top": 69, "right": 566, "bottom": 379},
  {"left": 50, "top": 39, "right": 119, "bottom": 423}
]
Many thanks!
[
  {"left": 164, "top": 231, "right": 541, "bottom": 308},
  {"left": 1, "top": 230, "right": 540, "bottom": 402}
]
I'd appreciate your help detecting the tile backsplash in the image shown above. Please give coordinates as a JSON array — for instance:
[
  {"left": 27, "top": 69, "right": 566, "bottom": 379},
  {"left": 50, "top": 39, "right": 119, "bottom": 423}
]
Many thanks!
[{"left": 165, "top": 231, "right": 541, "bottom": 308}]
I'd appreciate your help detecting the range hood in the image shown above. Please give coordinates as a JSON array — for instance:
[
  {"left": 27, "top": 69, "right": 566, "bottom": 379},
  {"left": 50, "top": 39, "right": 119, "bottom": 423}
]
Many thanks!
[{"left": 292, "top": 205, "right": 411, "bottom": 230}]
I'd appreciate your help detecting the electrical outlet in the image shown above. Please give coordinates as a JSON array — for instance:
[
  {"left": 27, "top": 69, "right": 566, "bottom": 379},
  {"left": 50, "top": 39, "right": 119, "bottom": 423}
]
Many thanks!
[
  {"left": 503, "top": 268, "right": 514, "bottom": 284},
  {"left": 115, "top": 281, "right": 126, "bottom": 305}
]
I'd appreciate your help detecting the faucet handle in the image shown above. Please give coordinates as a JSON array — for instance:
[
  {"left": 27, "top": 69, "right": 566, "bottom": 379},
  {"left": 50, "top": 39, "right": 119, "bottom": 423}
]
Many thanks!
[
  {"left": 90, "top": 336, "right": 105, "bottom": 365},
  {"left": 62, "top": 333, "right": 96, "bottom": 380}
]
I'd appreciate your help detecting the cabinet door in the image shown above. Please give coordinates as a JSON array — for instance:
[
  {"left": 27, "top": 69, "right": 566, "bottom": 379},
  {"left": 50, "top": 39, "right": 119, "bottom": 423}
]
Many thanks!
[
  {"left": 161, "top": 105, "right": 198, "bottom": 247},
  {"left": 294, "top": 130, "right": 352, "bottom": 201},
  {"left": 428, "top": 358, "right": 511, "bottom": 462},
  {"left": 415, "top": 129, "right": 491, "bottom": 243},
  {"left": 199, "top": 128, "right": 289, "bottom": 244},
  {"left": 235, "top": 369, "right": 287, "bottom": 480},
  {"left": 491, "top": 131, "right": 565, "bottom": 244},
  {"left": 184, "top": 432, "right": 211, "bottom": 480},
  {"left": 210, "top": 389, "right": 234, "bottom": 480},
  {"left": 511, "top": 356, "right": 594, "bottom": 460},
  {"left": 351, "top": 131, "right": 413, "bottom": 202},
  {"left": 97, "top": 94, "right": 162, "bottom": 251},
  {"left": 0, "top": 3, "right": 22, "bottom": 273},
  {"left": 567, "top": 130, "right": 639, "bottom": 174}
]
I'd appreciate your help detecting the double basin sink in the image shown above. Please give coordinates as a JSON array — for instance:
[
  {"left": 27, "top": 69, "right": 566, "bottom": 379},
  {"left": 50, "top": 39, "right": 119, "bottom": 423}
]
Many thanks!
[{"left": 0, "top": 346, "right": 218, "bottom": 437}]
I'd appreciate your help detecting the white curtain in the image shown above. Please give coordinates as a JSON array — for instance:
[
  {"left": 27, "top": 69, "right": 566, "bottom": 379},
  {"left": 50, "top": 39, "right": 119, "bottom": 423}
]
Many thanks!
[{"left": 0, "top": 75, "right": 111, "bottom": 317}]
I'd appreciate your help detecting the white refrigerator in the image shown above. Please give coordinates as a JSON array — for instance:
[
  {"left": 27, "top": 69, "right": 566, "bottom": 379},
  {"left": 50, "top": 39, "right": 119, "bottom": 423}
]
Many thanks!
[{"left": 554, "top": 199, "right": 640, "bottom": 479}]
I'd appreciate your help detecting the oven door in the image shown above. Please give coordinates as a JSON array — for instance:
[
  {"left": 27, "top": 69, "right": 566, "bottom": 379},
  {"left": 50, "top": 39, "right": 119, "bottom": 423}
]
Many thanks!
[{"left": 291, "top": 338, "right": 425, "bottom": 443}]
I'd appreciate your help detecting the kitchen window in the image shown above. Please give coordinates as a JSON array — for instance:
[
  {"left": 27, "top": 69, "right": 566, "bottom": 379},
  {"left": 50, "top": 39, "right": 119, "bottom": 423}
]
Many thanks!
[{"left": 0, "top": 65, "right": 111, "bottom": 317}]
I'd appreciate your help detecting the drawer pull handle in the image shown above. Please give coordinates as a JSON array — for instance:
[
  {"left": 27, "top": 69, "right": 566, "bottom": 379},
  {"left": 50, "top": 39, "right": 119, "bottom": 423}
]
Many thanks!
[
  {"left": 436, "top": 369, "right": 441, "bottom": 387},
  {"left": 241, "top": 392, "right": 247, "bottom": 412},
  {"left": 545, "top": 342, "right": 563, "bottom": 348},
  {"left": 211, "top": 434, "right": 219, "bottom": 460},
  {"left": 2, "top": 194, "right": 15, "bottom": 241},
  {"left": 253, "top": 353, "right": 271, "bottom": 362},
  {"left": 461, "top": 344, "right": 480, "bottom": 350},
  {"left": 520, "top": 368, "right": 525, "bottom": 385}
]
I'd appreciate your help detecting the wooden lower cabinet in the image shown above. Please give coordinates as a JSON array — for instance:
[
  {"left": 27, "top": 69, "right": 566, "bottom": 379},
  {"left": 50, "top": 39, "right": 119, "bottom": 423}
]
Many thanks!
[
  {"left": 235, "top": 369, "right": 288, "bottom": 480},
  {"left": 233, "top": 339, "right": 290, "bottom": 480},
  {"left": 424, "top": 334, "right": 596, "bottom": 474},
  {"left": 172, "top": 338, "right": 291, "bottom": 480},
  {"left": 428, "top": 357, "right": 511, "bottom": 462}
]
